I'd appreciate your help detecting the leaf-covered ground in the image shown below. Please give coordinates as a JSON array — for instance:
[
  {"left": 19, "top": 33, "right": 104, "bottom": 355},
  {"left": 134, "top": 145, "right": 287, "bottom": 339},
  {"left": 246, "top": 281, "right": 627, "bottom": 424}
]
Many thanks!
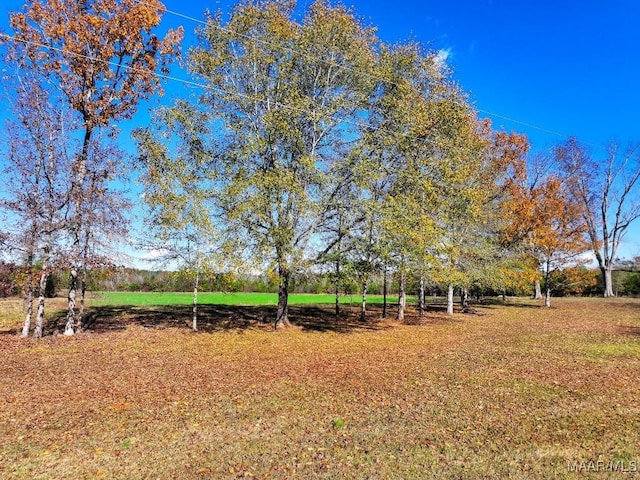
[{"left": 1, "top": 298, "right": 639, "bottom": 479}]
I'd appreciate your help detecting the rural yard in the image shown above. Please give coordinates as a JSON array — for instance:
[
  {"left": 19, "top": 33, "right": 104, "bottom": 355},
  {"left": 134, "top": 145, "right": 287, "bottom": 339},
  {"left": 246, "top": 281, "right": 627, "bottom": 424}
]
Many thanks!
[
  {"left": 1, "top": 1, "right": 640, "bottom": 477},
  {"left": 1, "top": 297, "right": 639, "bottom": 479}
]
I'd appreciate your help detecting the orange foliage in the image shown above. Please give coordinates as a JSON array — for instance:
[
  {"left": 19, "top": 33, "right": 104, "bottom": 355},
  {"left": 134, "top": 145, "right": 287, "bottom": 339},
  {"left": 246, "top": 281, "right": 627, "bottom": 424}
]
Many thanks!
[
  {"left": 9, "top": 0, "right": 183, "bottom": 128},
  {"left": 503, "top": 173, "right": 588, "bottom": 262}
]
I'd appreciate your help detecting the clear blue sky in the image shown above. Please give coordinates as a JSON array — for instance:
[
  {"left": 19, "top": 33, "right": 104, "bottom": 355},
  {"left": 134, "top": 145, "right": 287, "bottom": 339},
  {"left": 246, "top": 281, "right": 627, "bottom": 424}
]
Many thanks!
[
  {"left": 149, "top": 0, "right": 640, "bottom": 152},
  {"left": 2, "top": 0, "right": 639, "bottom": 258},
  {"left": 4, "top": 0, "right": 638, "bottom": 147}
]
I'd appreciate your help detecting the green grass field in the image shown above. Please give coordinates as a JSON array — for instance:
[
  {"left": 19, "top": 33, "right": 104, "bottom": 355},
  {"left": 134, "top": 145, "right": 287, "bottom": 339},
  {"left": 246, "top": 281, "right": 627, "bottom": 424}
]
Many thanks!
[{"left": 90, "top": 291, "right": 412, "bottom": 307}]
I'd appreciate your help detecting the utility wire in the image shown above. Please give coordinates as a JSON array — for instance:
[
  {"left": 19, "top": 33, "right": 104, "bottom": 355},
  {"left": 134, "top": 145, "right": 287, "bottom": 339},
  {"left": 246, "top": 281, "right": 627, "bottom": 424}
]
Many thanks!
[
  {"left": 1, "top": 1, "right": 605, "bottom": 152},
  {"left": 0, "top": 31, "right": 376, "bottom": 133},
  {"left": 158, "top": 2, "right": 610, "bottom": 150}
]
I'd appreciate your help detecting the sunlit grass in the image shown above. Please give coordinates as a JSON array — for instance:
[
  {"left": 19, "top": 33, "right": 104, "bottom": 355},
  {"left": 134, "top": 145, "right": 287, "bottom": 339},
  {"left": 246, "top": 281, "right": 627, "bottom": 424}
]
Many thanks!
[
  {"left": 1, "top": 297, "right": 639, "bottom": 478},
  {"left": 89, "top": 291, "right": 416, "bottom": 307}
]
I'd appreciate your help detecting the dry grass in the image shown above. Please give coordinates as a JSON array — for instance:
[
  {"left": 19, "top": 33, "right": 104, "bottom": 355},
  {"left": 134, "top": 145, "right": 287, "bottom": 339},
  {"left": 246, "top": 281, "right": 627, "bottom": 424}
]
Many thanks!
[{"left": 1, "top": 297, "right": 639, "bottom": 479}]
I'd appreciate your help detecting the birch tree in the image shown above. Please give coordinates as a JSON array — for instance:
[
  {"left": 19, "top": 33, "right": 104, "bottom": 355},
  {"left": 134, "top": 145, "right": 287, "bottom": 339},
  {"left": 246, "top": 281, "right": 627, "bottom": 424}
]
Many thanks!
[
  {"left": 0, "top": 69, "right": 72, "bottom": 338},
  {"left": 182, "top": 0, "right": 377, "bottom": 329},
  {"left": 363, "top": 43, "right": 457, "bottom": 321},
  {"left": 136, "top": 103, "right": 220, "bottom": 331},
  {"left": 7, "top": 0, "right": 182, "bottom": 335}
]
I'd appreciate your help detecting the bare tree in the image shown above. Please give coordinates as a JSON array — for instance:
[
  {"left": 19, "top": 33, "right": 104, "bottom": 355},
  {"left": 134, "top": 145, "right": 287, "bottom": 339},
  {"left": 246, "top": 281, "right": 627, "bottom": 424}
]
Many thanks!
[
  {"left": 556, "top": 138, "right": 640, "bottom": 297},
  {"left": 1, "top": 67, "right": 72, "bottom": 338}
]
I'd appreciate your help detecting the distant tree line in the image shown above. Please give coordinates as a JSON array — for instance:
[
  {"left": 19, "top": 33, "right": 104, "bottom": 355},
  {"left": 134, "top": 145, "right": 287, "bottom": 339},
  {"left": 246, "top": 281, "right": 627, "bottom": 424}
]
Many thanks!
[{"left": 4, "top": 260, "right": 640, "bottom": 300}]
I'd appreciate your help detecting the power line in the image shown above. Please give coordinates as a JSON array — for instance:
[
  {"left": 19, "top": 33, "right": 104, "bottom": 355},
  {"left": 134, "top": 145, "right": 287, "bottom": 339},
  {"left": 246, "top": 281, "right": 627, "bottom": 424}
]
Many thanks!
[
  {"left": 0, "top": 32, "right": 373, "bottom": 131},
  {"left": 0, "top": 2, "right": 604, "bottom": 152},
  {"left": 158, "top": 2, "right": 612, "bottom": 151},
  {"left": 473, "top": 110, "right": 566, "bottom": 138}
]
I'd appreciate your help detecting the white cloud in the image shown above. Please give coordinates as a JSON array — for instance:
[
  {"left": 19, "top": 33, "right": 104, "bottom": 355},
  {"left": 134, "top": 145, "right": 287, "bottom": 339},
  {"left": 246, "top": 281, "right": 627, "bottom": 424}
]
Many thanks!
[
  {"left": 141, "top": 248, "right": 170, "bottom": 260},
  {"left": 434, "top": 48, "right": 452, "bottom": 70}
]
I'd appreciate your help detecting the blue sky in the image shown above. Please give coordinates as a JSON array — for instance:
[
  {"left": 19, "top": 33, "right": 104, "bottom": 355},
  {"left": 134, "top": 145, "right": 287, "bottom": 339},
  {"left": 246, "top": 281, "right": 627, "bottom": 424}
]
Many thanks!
[
  {"left": 143, "top": 0, "right": 640, "bottom": 152},
  {"left": 4, "top": 0, "right": 638, "bottom": 148},
  {"left": 2, "top": 0, "right": 640, "bottom": 259}
]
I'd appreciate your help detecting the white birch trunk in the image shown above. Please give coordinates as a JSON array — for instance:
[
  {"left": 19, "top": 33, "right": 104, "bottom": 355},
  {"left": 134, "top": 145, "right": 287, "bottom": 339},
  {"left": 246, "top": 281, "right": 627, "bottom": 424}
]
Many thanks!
[
  {"left": 446, "top": 284, "right": 454, "bottom": 315},
  {"left": 534, "top": 279, "right": 542, "bottom": 299},
  {"left": 192, "top": 270, "right": 199, "bottom": 331},
  {"left": 418, "top": 276, "right": 425, "bottom": 317},
  {"left": 461, "top": 287, "right": 469, "bottom": 313},
  {"left": 20, "top": 288, "right": 34, "bottom": 338},
  {"left": 334, "top": 259, "right": 340, "bottom": 317},
  {"left": 33, "top": 270, "right": 49, "bottom": 338},
  {"left": 397, "top": 271, "right": 406, "bottom": 322},
  {"left": 545, "top": 286, "right": 551, "bottom": 307},
  {"left": 64, "top": 269, "right": 77, "bottom": 335},
  {"left": 382, "top": 265, "right": 388, "bottom": 319}
]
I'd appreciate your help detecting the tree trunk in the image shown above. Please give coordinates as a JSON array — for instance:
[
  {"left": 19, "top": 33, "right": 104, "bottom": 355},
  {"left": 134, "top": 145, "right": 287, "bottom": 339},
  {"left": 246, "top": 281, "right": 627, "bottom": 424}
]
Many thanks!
[
  {"left": 64, "top": 269, "right": 78, "bottom": 335},
  {"left": 192, "top": 270, "right": 199, "bottom": 331},
  {"left": 20, "top": 287, "right": 34, "bottom": 338},
  {"left": 20, "top": 249, "right": 35, "bottom": 338},
  {"left": 334, "top": 259, "right": 340, "bottom": 317},
  {"left": 418, "top": 276, "right": 425, "bottom": 317},
  {"left": 397, "top": 271, "right": 406, "bottom": 322},
  {"left": 65, "top": 126, "right": 92, "bottom": 336},
  {"left": 545, "top": 286, "right": 551, "bottom": 307},
  {"left": 275, "top": 267, "right": 291, "bottom": 330},
  {"left": 533, "top": 278, "right": 542, "bottom": 299},
  {"left": 360, "top": 278, "right": 368, "bottom": 322},
  {"left": 382, "top": 265, "right": 388, "bottom": 319},
  {"left": 76, "top": 268, "right": 88, "bottom": 332},
  {"left": 446, "top": 284, "right": 454, "bottom": 315},
  {"left": 461, "top": 287, "right": 469, "bottom": 313},
  {"left": 544, "top": 260, "right": 552, "bottom": 307},
  {"left": 33, "top": 270, "right": 49, "bottom": 338},
  {"left": 602, "top": 266, "right": 615, "bottom": 297}
]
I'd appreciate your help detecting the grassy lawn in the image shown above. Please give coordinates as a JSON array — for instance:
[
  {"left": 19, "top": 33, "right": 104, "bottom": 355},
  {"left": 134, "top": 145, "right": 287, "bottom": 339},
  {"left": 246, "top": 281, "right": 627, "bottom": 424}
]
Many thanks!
[
  {"left": 89, "top": 291, "right": 411, "bottom": 307},
  {"left": 1, "top": 297, "right": 639, "bottom": 479}
]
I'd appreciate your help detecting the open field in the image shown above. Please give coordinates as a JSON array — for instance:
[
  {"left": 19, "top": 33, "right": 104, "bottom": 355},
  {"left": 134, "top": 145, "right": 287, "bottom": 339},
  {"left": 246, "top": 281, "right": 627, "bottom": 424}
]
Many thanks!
[
  {"left": 1, "top": 297, "right": 639, "bottom": 479},
  {"left": 89, "top": 291, "right": 407, "bottom": 308}
]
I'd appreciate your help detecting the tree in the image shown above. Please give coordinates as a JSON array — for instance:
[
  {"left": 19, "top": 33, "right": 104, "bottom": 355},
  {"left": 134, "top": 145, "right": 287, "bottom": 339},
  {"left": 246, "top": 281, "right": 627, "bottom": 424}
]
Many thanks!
[
  {"left": 7, "top": 0, "right": 182, "bottom": 335},
  {"left": 146, "top": 0, "right": 377, "bottom": 329},
  {"left": 623, "top": 271, "right": 640, "bottom": 296},
  {"left": 550, "top": 266, "right": 599, "bottom": 296},
  {"left": 317, "top": 162, "right": 363, "bottom": 318},
  {"left": 556, "top": 138, "right": 640, "bottom": 297},
  {"left": 534, "top": 178, "right": 589, "bottom": 307},
  {"left": 504, "top": 171, "right": 589, "bottom": 307},
  {"left": 0, "top": 68, "right": 72, "bottom": 338},
  {"left": 423, "top": 118, "right": 504, "bottom": 314},
  {"left": 362, "top": 43, "right": 463, "bottom": 321},
  {"left": 74, "top": 138, "right": 131, "bottom": 325},
  {"left": 136, "top": 103, "right": 221, "bottom": 331}
]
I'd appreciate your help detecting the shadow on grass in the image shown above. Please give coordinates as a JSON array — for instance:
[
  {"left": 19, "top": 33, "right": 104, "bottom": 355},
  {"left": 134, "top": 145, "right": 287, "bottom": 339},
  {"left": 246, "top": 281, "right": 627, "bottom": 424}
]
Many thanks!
[
  {"left": 618, "top": 325, "right": 640, "bottom": 338},
  {"left": 38, "top": 301, "right": 473, "bottom": 336},
  {"left": 468, "top": 297, "right": 543, "bottom": 309},
  {"left": 40, "top": 303, "right": 400, "bottom": 335},
  {"left": 1, "top": 297, "right": 535, "bottom": 338}
]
